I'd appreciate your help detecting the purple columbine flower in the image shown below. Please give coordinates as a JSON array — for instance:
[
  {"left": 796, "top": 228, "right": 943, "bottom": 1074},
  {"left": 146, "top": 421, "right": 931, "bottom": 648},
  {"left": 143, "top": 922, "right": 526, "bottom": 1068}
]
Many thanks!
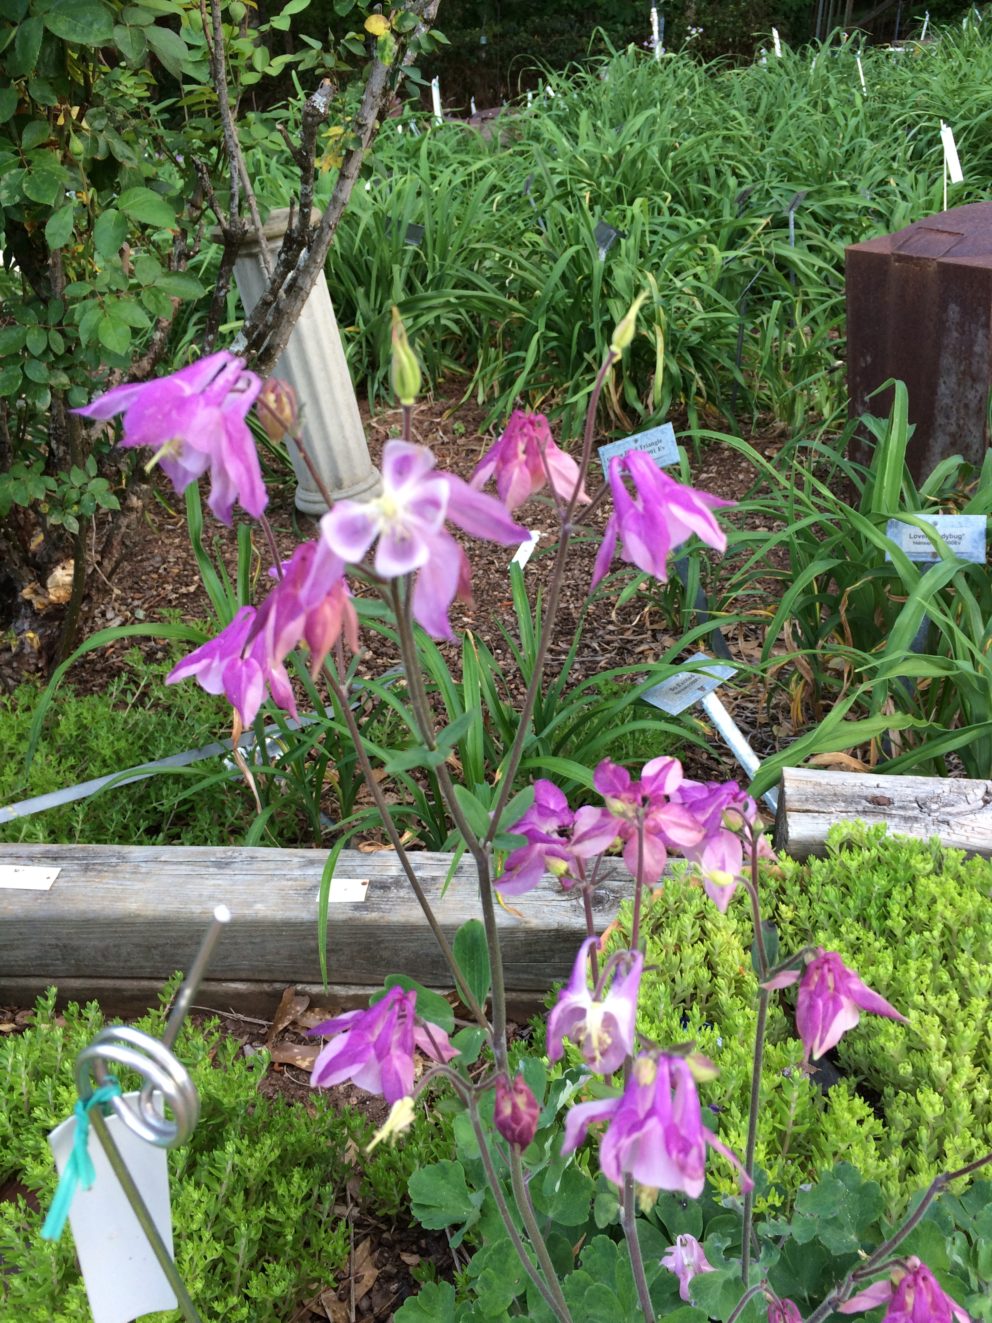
[
  {"left": 767, "top": 1299, "right": 803, "bottom": 1323},
  {"left": 493, "top": 1073, "right": 541, "bottom": 1149},
  {"left": 167, "top": 538, "right": 357, "bottom": 727},
  {"left": 470, "top": 410, "right": 589, "bottom": 512},
  {"left": 547, "top": 936, "right": 643, "bottom": 1075},
  {"left": 74, "top": 351, "right": 267, "bottom": 525},
  {"left": 675, "top": 778, "right": 759, "bottom": 912},
  {"left": 766, "top": 948, "right": 907, "bottom": 1063},
  {"left": 592, "top": 451, "right": 732, "bottom": 588},
  {"left": 838, "top": 1258, "right": 971, "bottom": 1322},
  {"left": 309, "top": 986, "right": 457, "bottom": 1104},
  {"left": 661, "top": 1233, "right": 715, "bottom": 1302},
  {"left": 320, "top": 440, "right": 527, "bottom": 638},
  {"left": 562, "top": 1053, "right": 752, "bottom": 1198},
  {"left": 570, "top": 756, "right": 706, "bottom": 885}
]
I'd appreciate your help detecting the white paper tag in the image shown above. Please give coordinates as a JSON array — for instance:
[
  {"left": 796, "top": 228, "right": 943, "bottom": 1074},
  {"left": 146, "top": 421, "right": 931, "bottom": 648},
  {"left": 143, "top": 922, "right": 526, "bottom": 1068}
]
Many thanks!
[
  {"left": 855, "top": 53, "right": 867, "bottom": 92},
  {"left": 941, "top": 122, "right": 964, "bottom": 183},
  {"left": 772, "top": 27, "right": 782, "bottom": 56},
  {"left": 641, "top": 653, "right": 735, "bottom": 716},
  {"left": 599, "top": 422, "right": 679, "bottom": 477},
  {"left": 885, "top": 514, "right": 985, "bottom": 563},
  {"left": 323, "top": 876, "right": 369, "bottom": 904},
  {"left": 48, "top": 1094, "right": 177, "bottom": 1323},
  {"left": 510, "top": 530, "right": 541, "bottom": 568},
  {"left": 0, "top": 864, "right": 60, "bottom": 890}
]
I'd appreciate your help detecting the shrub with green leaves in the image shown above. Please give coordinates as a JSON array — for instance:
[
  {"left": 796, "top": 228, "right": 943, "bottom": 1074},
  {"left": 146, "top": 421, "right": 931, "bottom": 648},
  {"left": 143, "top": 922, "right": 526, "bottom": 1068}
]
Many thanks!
[
  {"left": 0, "top": 986, "right": 453, "bottom": 1321},
  {"left": 626, "top": 824, "right": 992, "bottom": 1212}
]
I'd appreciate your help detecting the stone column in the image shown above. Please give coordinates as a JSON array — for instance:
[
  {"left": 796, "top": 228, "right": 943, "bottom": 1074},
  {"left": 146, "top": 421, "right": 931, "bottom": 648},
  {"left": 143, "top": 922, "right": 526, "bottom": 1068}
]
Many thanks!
[{"left": 233, "top": 209, "right": 380, "bottom": 515}]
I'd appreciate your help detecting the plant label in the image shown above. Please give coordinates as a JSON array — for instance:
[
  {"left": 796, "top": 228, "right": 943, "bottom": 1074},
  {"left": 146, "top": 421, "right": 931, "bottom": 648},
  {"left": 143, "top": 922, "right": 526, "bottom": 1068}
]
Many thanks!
[
  {"left": 772, "top": 27, "right": 782, "bottom": 56},
  {"left": 324, "top": 877, "right": 369, "bottom": 903},
  {"left": 430, "top": 76, "right": 442, "bottom": 125},
  {"left": 599, "top": 422, "right": 678, "bottom": 477},
  {"left": 0, "top": 863, "right": 60, "bottom": 890},
  {"left": 885, "top": 514, "right": 985, "bottom": 562},
  {"left": 640, "top": 653, "right": 735, "bottom": 716},
  {"left": 855, "top": 53, "right": 867, "bottom": 93},
  {"left": 511, "top": 529, "right": 541, "bottom": 568},
  {"left": 593, "top": 221, "right": 623, "bottom": 260},
  {"left": 941, "top": 122, "right": 964, "bottom": 183},
  {"left": 48, "top": 1096, "right": 176, "bottom": 1323}
]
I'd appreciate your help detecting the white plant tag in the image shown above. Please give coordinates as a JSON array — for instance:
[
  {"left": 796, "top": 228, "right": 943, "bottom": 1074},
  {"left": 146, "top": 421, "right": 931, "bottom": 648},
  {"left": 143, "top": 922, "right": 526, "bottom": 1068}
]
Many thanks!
[
  {"left": 511, "top": 530, "right": 541, "bottom": 568},
  {"left": 0, "top": 864, "right": 59, "bottom": 890},
  {"left": 940, "top": 122, "right": 964, "bottom": 182},
  {"left": 772, "top": 27, "right": 782, "bottom": 56},
  {"left": 855, "top": 53, "right": 867, "bottom": 92},
  {"left": 641, "top": 653, "right": 735, "bottom": 716},
  {"left": 885, "top": 513, "right": 985, "bottom": 563},
  {"left": 48, "top": 1095, "right": 177, "bottom": 1323},
  {"left": 325, "top": 876, "right": 369, "bottom": 904},
  {"left": 599, "top": 422, "right": 679, "bottom": 477}
]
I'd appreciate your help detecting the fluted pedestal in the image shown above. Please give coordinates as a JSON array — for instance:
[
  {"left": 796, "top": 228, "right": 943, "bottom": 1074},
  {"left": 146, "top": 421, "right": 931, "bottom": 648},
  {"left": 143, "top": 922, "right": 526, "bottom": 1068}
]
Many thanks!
[{"left": 234, "top": 209, "right": 379, "bottom": 514}]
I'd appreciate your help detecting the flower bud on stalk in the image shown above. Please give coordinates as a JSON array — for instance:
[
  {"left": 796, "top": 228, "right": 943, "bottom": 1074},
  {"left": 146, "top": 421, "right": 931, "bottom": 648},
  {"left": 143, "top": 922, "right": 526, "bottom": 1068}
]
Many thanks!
[
  {"left": 257, "top": 378, "right": 299, "bottom": 443},
  {"left": 609, "top": 291, "right": 648, "bottom": 357},
  {"left": 493, "top": 1073, "right": 540, "bottom": 1149},
  {"left": 390, "top": 306, "right": 422, "bottom": 406}
]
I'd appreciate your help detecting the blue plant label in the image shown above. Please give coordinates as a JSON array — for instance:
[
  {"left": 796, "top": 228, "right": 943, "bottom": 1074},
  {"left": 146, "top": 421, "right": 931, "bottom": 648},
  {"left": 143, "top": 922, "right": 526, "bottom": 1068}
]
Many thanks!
[
  {"left": 599, "top": 423, "right": 679, "bottom": 478},
  {"left": 884, "top": 514, "right": 986, "bottom": 563},
  {"left": 640, "top": 652, "right": 736, "bottom": 716}
]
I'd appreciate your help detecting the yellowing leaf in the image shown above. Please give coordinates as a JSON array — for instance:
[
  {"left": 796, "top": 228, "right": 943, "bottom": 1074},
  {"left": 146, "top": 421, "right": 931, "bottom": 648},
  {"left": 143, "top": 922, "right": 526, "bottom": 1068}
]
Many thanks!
[{"left": 364, "top": 13, "right": 389, "bottom": 35}]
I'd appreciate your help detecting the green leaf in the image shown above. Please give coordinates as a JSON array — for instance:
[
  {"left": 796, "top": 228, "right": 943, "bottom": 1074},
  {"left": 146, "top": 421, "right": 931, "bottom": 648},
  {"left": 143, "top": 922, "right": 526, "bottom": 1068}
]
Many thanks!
[
  {"left": 24, "top": 358, "right": 49, "bottom": 383},
  {"left": 22, "top": 165, "right": 63, "bottom": 206},
  {"left": 118, "top": 186, "right": 176, "bottom": 229},
  {"left": 145, "top": 23, "right": 189, "bottom": 76},
  {"left": 155, "top": 271, "right": 205, "bottom": 299},
  {"left": 25, "top": 326, "right": 46, "bottom": 356},
  {"left": 392, "top": 1281, "right": 456, "bottom": 1323},
  {"left": 377, "top": 975, "right": 454, "bottom": 1034},
  {"left": 452, "top": 784, "right": 491, "bottom": 840},
  {"left": 0, "top": 365, "right": 23, "bottom": 396},
  {"left": 408, "top": 1160, "right": 481, "bottom": 1231},
  {"left": 44, "top": 202, "right": 75, "bottom": 249},
  {"left": 0, "top": 325, "right": 27, "bottom": 354},
  {"left": 452, "top": 918, "right": 491, "bottom": 1007},
  {"left": 113, "top": 22, "right": 147, "bottom": 64},
  {"left": 0, "top": 85, "right": 19, "bottom": 122},
  {"left": 43, "top": 0, "right": 114, "bottom": 45},
  {"left": 134, "top": 253, "right": 162, "bottom": 283},
  {"left": 20, "top": 119, "right": 51, "bottom": 151},
  {"left": 97, "top": 314, "right": 131, "bottom": 356},
  {"left": 9, "top": 15, "right": 43, "bottom": 76},
  {"left": 93, "top": 208, "right": 127, "bottom": 257}
]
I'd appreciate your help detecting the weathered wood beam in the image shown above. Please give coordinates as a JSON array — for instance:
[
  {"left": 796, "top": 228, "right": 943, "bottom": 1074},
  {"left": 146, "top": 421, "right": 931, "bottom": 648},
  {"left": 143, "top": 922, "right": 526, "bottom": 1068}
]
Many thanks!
[
  {"left": 0, "top": 845, "right": 634, "bottom": 1010},
  {"left": 774, "top": 767, "right": 992, "bottom": 859}
]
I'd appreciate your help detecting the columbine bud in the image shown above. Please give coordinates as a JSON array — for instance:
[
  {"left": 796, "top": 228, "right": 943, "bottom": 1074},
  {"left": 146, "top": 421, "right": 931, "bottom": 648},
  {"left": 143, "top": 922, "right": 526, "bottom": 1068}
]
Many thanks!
[
  {"left": 257, "top": 378, "right": 298, "bottom": 443},
  {"left": 609, "top": 292, "right": 648, "bottom": 356},
  {"left": 493, "top": 1074, "right": 540, "bottom": 1149},
  {"left": 390, "top": 306, "right": 422, "bottom": 405}
]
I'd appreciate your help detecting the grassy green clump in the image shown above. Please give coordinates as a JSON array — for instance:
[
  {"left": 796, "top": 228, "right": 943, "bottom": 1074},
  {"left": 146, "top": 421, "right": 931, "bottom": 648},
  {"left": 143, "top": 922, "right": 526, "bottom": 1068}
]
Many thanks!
[
  {"left": 0, "top": 986, "right": 453, "bottom": 1322},
  {"left": 628, "top": 823, "right": 992, "bottom": 1213},
  {"left": 0, "top": 651, "right": 255, "bottom": 846}
]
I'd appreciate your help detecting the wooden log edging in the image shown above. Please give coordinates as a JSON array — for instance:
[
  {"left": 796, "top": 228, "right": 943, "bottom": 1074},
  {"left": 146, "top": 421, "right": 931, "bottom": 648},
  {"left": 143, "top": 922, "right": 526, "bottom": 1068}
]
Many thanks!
[
  {"left": 774, "top": 767, "right": 992, "bottom": 859},
  {"left": 0, "top": 844, "right": 634, "bottom": 1016}
]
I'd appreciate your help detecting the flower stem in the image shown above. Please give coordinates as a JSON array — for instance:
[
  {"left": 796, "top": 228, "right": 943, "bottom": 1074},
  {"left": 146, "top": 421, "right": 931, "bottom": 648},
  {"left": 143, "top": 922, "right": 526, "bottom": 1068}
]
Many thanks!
[
  {"left": 805, "top": 1149, "right": 992, "bottom": 1323},
  {"left": 508, "top": 1148, "right": 574, "bottom": 1323},
  {"left": 727, "top": 1281, "right": 768, "bottom": 1323},
  {"left": 740, "top": 985, "right": 769, "bottom": 1284},
  {"left": 258, "top": 512, "right": 283, "bottom": 580},
  {"left": 484, "top": 349, "right": 617, "bottom": 846},
  {"left": 319, "top": 660, "right": 489, "bottom": 1032},
  {"left": 622, "top": 1174, "right": 655, "bottom": 1323}
]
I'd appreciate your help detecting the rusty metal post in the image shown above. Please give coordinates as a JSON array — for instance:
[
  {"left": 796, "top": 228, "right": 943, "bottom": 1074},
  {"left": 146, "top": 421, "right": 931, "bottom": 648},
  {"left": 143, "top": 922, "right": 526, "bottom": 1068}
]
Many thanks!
[{"left": 846, "top": 201, "right": 992, "bottom": 481}]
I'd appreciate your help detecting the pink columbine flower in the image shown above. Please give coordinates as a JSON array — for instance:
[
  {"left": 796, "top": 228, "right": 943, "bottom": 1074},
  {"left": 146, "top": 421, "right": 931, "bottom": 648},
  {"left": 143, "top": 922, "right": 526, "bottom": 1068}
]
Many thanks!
[
  {"left": 570, "top": 756, "right": 706, "bottom": 885},
  {"left": 499, "top": 780, "right": 578, "bottom": 895},
  {"left": 592, "top": 451, "right": 733, "bottom": 588},
  {"left": 493, "top": 1073, "right": 541, "bottom": 1149},
  {"left": 676, "top": 779, "right": 759, "bottom": 912},
  {"left": 562, "top": 1053, "right": 752, "bottom": 1197},
  {"left": 547, "top": 937, "right": 643, "bottom": 1075},
  {"left": 74, "top": 351, "right": 267, "bottom": 525},
  {"left": 838, "top": 1258, "right": 971, "bottom": 1322},
  {"left": 167, "top": 538, "right": 357, "bottom": 727},
  {"left": 470, "top": 410, "right": 589, "bottom": 512},
  {"left": 661, "top": 1234, "right": 715, "bottom": 1302},
  {"left": 321, "top": 440, "right": 527, "bottom": 638},
  {"left": 309, "top": 986, "right": 457, "bottom": 1104},
  {"left": 765, "top": 948, "right": 907, "bottom": 1063},
  {"left": 767, "top": 1300, "right": 803, "bottom": 1323}
]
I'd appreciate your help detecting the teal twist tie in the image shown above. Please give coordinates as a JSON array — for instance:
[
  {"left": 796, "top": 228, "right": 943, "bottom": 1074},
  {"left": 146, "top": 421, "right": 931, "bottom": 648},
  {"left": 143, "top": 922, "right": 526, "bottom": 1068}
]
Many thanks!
[{"left": 41, "top": 1078, "right": 123, "bottom": 1242}]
